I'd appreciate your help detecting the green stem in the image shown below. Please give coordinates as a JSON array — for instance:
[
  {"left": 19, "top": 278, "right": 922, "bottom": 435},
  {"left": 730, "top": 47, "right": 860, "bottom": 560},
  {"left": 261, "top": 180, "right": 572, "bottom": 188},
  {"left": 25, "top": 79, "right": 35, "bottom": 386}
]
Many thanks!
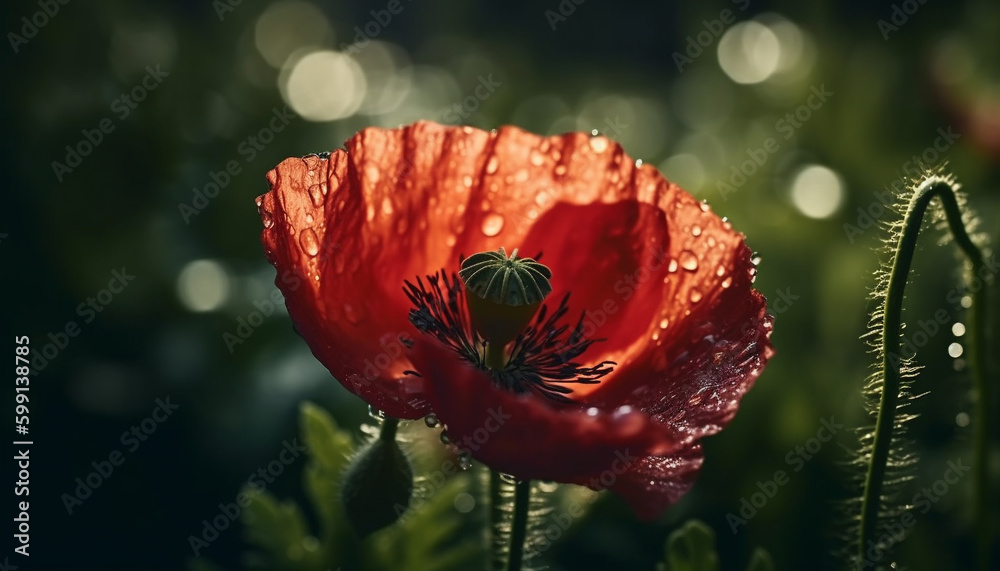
[
  {"left": 858, "top": 177, "right": 992, "bottom": 570},
  {"left": 379, "top": 417, "right": 399, "bottom": 442},
  {"left": 485, "top": 342, "right": 507, "bottom": 370},
  {"left": 506, "top": 479, "right": 531, "bottom": 571},
  {"left": 490, "top": 471, "right": 504, "bottom": 571}
]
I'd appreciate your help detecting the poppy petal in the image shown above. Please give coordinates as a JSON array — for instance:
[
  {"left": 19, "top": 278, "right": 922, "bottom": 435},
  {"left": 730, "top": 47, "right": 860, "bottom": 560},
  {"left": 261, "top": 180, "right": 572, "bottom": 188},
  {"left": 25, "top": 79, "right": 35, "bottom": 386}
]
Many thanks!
[{"left": 407, "top": 338, "right": 685, "bottom": 483}]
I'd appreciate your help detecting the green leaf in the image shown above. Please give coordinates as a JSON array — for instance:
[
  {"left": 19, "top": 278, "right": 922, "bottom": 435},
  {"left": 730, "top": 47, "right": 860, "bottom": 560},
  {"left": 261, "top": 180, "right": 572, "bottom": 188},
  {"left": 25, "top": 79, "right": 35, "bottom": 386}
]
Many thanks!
[
  {"left": 242, "top": 490, "right": 323, "bottom": 571},
  {"left": 365, "top": 474, "right": 486, "bottom": 571},
  {"left": 661, "top": 520, "right": 719, "bottom": 571},
  {"left": 299, "top": 402, "right": 353, "bottom": 544}
]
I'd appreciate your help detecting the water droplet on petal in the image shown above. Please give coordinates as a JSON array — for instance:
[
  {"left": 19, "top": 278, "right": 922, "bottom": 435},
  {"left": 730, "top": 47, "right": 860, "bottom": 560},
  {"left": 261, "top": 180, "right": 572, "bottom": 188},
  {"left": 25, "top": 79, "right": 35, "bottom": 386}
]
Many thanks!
[
  {"left": 699, "top": 200, "right": 710, "bottom": 212},
  {"left": 691, "top": 225, "right": 702, "bottom": 237},
  {"left": 679, "top": 250, "right": 699, "bottom": 271},
  {"left": 716, "top": 265, "right": 726, "bottom": 277},
  {"left": 589, "top": 137, "right": 608, "bottom": 153},
  {"left": 689, "top": 288, "right": 703, "bottom": 303},
  {"left": 707, "top": 236, "right": 717, "bottom": 247},
  {"left": 261, "top": 210, "right": 274, "bottom": 229},
  {"left": 343, "top": 302, "right": 363, "bottom": 324},
  {"left": 305, "top": 213, "right": 314, "bottom": 224},
  {"left": 751, "top": 254, "right": 761, "bottom": 266},
  {"left": 481, "top": 213, "right": 505, "bottom": 236},
  {"left": 299, "top": 229, "right": 320, "bottom": 257},
  {"left": 554, "top": 164, "right": 567, "bottom": 176},
  {"left": 308, "top": 184, "right": 324, "bottom": 207},
  {"left": 445, "top": 235, "right": 457, "bottom": 247},
  {"left": 424, "top": 414, "right": 440, "bottom": 428},
  {"left": 721, "top": 276, "right": 733, "bottom": 288},
  {"left": 652, "top": 332, "right": 659, "bottom": 341},
  {"left": 486, "top": 156, "right": 499, "bottom": 174},
  {"left": 668, "top": 259, "right": 678, "bottom": 272},
  {"left": 462, "top": 175, "right": 473, "bottom": 188},
  {"left": 255, "top": 196, "right": 263, "bottom": 207},
  {"left": 368, "top": 405, "right": 386, "bottom": 421},
  {"left": 381, "top": 196, "right": 393, "bottom": 215},
  {"left": 440, "top": 430, "right": 452, "bottom": 445},
  {"left": 659, "top": 318, "right": 669, "bottom": 329},
  {"left": 366, "top": 203, "right": 375, "bottom": 221},
  {"left": 530, "top": 151, "right": 544, "bottom": 166},
  {"left": 535, "top": 191, "right": 552, "bottom": 207},
  {"left": 458, "top": 454, "right": 472, "bottom": 471}
]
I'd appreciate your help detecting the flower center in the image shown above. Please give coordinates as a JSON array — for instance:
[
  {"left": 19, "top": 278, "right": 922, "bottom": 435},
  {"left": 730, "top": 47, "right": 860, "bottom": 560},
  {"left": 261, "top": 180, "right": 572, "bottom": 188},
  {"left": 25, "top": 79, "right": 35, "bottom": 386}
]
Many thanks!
[{"left": 404, "top": 248, "right": 615, "bottom": 403}]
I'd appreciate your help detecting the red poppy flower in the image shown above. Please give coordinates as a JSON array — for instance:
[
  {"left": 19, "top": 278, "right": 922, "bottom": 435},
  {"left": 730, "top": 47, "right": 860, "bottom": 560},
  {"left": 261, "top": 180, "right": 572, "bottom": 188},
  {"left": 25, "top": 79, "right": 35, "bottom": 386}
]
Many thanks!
[{"left": 257, "top": 121, "right": 774, "bottom": 519}]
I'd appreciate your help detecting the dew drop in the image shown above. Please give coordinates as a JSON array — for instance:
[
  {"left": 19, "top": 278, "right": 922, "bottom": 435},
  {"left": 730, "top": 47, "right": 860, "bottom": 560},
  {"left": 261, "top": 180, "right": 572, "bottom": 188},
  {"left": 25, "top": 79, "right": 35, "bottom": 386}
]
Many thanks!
[
  {"left": 368, "top": 405, "right": 386, "bottom": 421},
  {"left": 481, "top": 213, "right": 505, "bottom": 237},
  {"left": 689, "top": 288, "right": 703, "bottom": 303},
  {"left": 679, "top": 250, "right": 699, "bottom": 271},
  {"left": 308, "top": 184, "right": 324, "bottom": 207},
  {"left": 554, "top": 164, "right": 567, "bottom": 176},
  {"left": 530, "top": 151, "right": 544, "bottom": 166},
  {"left": 446, "top": 235, "right": 457, "bottom": 247},
  {"left": 462, "top": 175, "right": 473, "bottom": 188},
  {"left": 486, "top": 156, "right": 499, "bottom": 174},
  {"left": 440, "top": 430, "right": 452, "bottom": 445},
  {"left": 668, "top": 259, "right": 678, "bottom": 273},
  {"left": 458, "top": 454, "right": 472, "bottom": 471},
  {"left": 261, "top": 210, "right": 274, "bottom": 229},
  {"left": 691, "top": 225, "right": 702, "bottom": 237},
  {"left": 299, "top": 228, "right": 320, "bottom": 257},
  {"left": 381, "top": 196, "right": 393, "bottom": 215},
  {"left": 366, "top": 203, "right": 375, "bottom": 222},
  {"left": 255, "top": 196, "right": 263, "bottom": 207},
  {"left": 652, "top": 332, "right": 659, "bottom": 341},
  {"left": 699, "top": 200, "right": 710, "bottom": 212},
  {"left": 305, "top": 213, "right": 314, "bottom": 224},
  {"left": 659, "top": 318, "right": 669, "bottom": 329},
  {"left": 721, "top": 276, "right": 733, "bottom": 288},
  {"left": 535, "top": 191, "right": 552, "bottom": 207},
  {"left": 343, "top": 302, "right": 363, "bottom": 325},
  {"left": 716, "top": 265, "right": 726, "bottom": 277},
  {"left": 424, "top": 414, "right": 440, "bottom": 428},
  {"left": 707, "top": 236, "right": 717, "bottom": 247},
  {"left": 751, "top": 254, "right": 761, "bottom": 266},
  {"left": 589, "top": 137, "right": 608, "bottom": 153}
]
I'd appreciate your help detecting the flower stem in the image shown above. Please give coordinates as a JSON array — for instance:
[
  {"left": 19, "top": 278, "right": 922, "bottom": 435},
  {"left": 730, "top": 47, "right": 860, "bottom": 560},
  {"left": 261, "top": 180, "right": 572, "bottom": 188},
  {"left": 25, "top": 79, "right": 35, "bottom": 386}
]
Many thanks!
[
  {"left": 485, "top": 342, "right": 507, "bottom": 370},
  {"left": 378, "top": 416, "right": 400, "bottom": 442},
  {"left": 858, "top": 176, "right": 992, "bottom": 570},
  {"left": 506, "top": 479, "right": 531, "bottom": 571}
]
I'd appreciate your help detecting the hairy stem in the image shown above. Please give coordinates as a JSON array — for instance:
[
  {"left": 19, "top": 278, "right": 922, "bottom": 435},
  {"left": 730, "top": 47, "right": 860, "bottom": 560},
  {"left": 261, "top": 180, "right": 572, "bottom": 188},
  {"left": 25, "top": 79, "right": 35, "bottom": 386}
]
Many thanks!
[
  {"left": 378, "top": 416, "right": 399, "bottom": 442},
  {"left": 858, "top": 177, "right": 992, "bottom": 569},
  {"left": 506, "top": 479, "right": 531, "bottom": 571}
]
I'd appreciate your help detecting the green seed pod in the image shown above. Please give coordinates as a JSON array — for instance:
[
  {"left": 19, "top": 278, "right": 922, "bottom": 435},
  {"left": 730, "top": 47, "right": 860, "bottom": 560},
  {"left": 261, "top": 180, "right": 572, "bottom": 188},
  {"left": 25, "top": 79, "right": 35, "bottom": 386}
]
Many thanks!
[
  {"left": 459, "top": 248, "right": 552, "bottom": 361},
  {"left": 340, "top": 432, "right": 413, "bottom": 537}
]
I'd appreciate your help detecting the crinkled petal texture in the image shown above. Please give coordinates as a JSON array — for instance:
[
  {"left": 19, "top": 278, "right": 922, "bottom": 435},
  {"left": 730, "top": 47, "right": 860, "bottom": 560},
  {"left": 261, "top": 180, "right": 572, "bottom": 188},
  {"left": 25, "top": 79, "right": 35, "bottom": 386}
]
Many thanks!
[{"left": 258, "top": 121, "right": 773, "bottom": 517}]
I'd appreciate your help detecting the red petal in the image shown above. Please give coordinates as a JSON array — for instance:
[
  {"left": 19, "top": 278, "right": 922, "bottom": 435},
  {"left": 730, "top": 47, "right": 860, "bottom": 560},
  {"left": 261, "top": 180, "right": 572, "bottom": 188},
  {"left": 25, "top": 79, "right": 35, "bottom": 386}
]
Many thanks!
[{"left": 408, "top": 338, "right": 685, "bottom": 483}]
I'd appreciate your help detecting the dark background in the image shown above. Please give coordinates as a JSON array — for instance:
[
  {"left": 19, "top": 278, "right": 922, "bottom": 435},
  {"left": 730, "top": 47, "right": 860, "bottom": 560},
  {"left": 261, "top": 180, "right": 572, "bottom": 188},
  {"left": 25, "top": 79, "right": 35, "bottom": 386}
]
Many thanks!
[{"left": 2, "top": 0, "right": 999, "bottom": 569}]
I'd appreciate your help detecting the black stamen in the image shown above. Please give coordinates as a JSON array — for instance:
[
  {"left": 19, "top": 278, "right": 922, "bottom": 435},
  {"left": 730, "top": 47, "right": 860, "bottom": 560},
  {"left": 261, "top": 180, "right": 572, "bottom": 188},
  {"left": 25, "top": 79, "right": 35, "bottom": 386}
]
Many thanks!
[{"left": 405, "top": 270, "right": 613, "bottom": 403}]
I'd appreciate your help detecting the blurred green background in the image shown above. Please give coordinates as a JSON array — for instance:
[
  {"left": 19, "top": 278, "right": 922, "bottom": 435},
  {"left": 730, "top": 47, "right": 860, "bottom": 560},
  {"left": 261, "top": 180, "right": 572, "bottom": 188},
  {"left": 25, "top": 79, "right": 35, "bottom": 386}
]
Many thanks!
[{"left": 3, "top": 0, "right": 998, "bottom": 569}]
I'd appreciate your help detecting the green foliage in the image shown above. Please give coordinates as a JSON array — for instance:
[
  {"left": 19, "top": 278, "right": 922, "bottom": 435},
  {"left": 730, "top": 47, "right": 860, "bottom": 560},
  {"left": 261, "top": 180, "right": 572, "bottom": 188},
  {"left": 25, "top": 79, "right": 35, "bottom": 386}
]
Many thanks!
[
  {"left": 216, "top": 402, "right": 484, "bottom": 571},
  {"left": 658, "top": 520, "right": 774, "bottom": 571}
]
